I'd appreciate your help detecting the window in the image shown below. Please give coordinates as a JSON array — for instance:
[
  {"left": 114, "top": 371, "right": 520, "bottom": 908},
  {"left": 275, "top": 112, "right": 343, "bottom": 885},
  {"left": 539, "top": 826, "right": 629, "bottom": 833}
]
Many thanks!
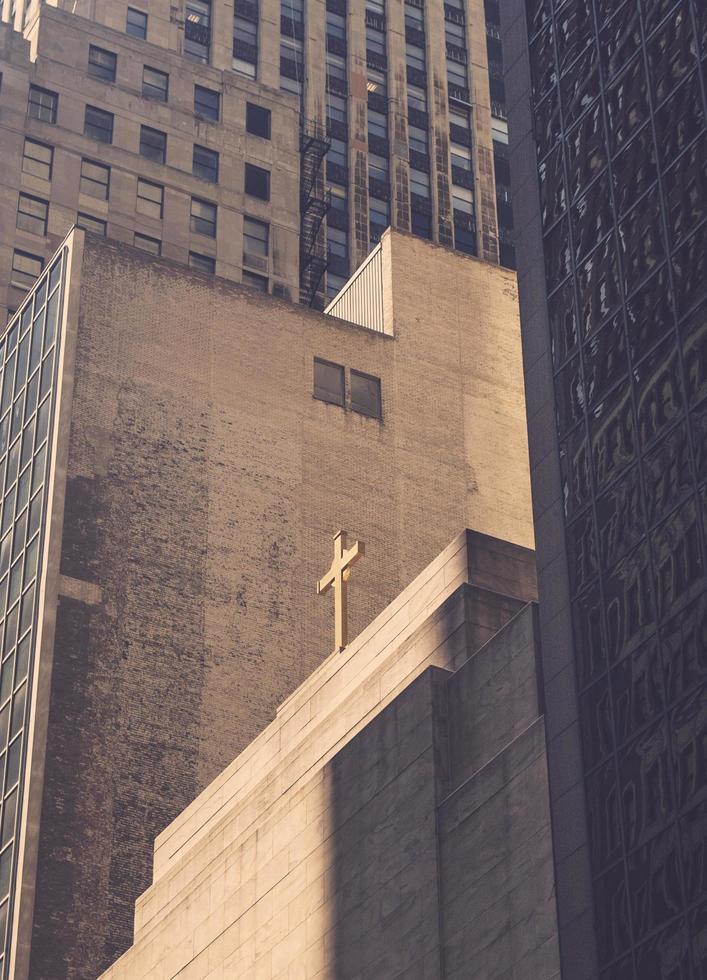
[
  {"left": 126, "top": 7, "right": 147, "bottom": 38},
  {"left": 139, "top": 126, "right": 166, "bottom": 163},
  {"left": 326, "top": 53, "right": 346, "bottom": 84},
  {"left": 404, "top": 4, "right": 423, "bottom": 29},
  {"left": 233, "top": 17, "right": 257, "bottom": 78},
  {"left": 449, "top": 106, "right": 469, "bottom": 131},
  {"left": 445, "top": 20, "right": 465, "bottom": 45},
  {"left": 367, "top": 68, "right": 387, "bottom": 96},
  {"left": 16, "top": 194, "right": 48, "bottom": 236},
  {"left": 447, "top": 60, "right": 467, "bottom": 89},
  {"left": 407, "top": 83, "right": 427, "bottom": 112},
  {"left": 190, "top": 197, "right": 217, "bottom": 237},
  {"left": 281, "top": 36, "right": 304, "bottom": 76},
  {"left": 246, "top": 103, "right": 271, "bottom": 138},
  {"left": 451, "top": 143, "right": 471, "bottom": 171},
  {"left": 410, "top": 168, "right": 430, "bottom": 197},
  {"left": 452, "top": 185, "right": 474, "bottom": 214},
  {"left": 328, "top": 137, "right": 347, "bottom": 167},
  {"left": 88, "top": 46, "right": 116, "bottom": 83},
  {"left": 368, "top": 153, "right": 388, "bottom": 181},
  {"left": 405, "top": 44, "right": 425, "bottom": 71},
  {"left": 368, "top": 109, "right": 387, "bottom": 139},
  {"left": 369, "top": 196, "right": 389, "bottom": 230},
  {"left": 10, "top": 251, "right": 42, "bottom": 291},
  {"left": 327, "top": 272, "right": 347, "bottom": 299},
  {"left": 327, "top": 93, "right": 347, "bottom": 125},
  {"left": 328, "top": 184, "right": 347, "bottom": 213},
  {"left": 409, "top": 125, "right": 427, "bottom": 154},
  {"left": 195, "top": 85, "right": 220, "bottom": 120},
  {"left": 350, "top": 370, "right": 382, "bottom": 418},
  {"left": 366, "top": 28, "right": 385, "bottom": 57},
  {"left": 244, "top": 163, "right": 270, "bottom": 201},
  {"left": 136, "top": 178, "right": 163, "bottom": 219},
  {"left": 193, "top": 145, "right": 219, "bottom": 182},
  {"left": 27, "top": 85, "right": 57, "bottom": 124},
  {"left": 326, "top": 10, "right": 346, "bottom": 39},
  {"left": 189, "top": 252, "right": 215, "bottom": 273},
  {"left": 143, "top": 66, "right": 168, "bottom": 101},
  {"left": 77, "top": 212, "right": 107, "bottom": 236},
  {"left": 134, "top": 232, "right": 161, "bottom": 255},
  {"left": 185, "top": 0, "right": 211, "bottom": 62},
  {"left": 313, "top": 358, "right": 344, "bottom": 406},
  {"left": 411, "top": 209, "right": 431, "bottom": 238},
  {"left": 455, "top": 224, "right": 476, "bottom": 254},
  {"left": 21, "top": 139, "right": 53, "bottom": 181},
  {"left": 80, "top": 159, "right": 110, "bottom": 200},
  {"left": 282, "top": 0, "right": 303, "bottom": 23},
  {"left": 327, "top": 226, "right": 347, "bottom": 258},
  {"left": 365, "top": 0, "right": 384, "bottom": 13},
  {"left": 242, "top": 271, "right": 268, "bottom": 292},
  {"left": 84, "top": 106, "right": 114, "bottom": 143},
  {"left": 243, "top": 217, "right": 269, "bottom": 256}
]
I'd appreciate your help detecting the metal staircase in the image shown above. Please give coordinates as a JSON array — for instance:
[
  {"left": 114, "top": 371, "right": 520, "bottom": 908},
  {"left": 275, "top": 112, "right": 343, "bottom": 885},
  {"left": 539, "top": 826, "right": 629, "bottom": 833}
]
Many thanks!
[{"left": 299, "top": 120, "right": 330, "bottom": 309}]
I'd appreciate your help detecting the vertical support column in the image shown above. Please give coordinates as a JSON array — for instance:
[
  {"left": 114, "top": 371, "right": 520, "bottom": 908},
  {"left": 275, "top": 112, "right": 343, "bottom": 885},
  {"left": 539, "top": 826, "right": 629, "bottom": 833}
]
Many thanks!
[
  {"left": 386, "top": 0, "right": 410, "bottom": 232},
  {"left": 304, "top": 0, "right": 326, "bottom": 125},
  {"left": 348, "top": 4, "right": 369, "bottom": 270},
  {"left": 467, "top": 0, "right": 498, "bottom": 262},
  {"left": 426, "top": 0, "right": 453, "bottom": 247},
  {"left": 210, "top": 0, "right": 234, "bottom": 71},
  {"left": 258, "top": 0, "right": 281, "bottom": 91}
]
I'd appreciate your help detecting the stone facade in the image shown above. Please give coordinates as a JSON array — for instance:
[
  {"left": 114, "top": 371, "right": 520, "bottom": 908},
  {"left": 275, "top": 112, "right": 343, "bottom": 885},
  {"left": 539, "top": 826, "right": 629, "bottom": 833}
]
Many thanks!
[{"left": 99, "top": 529, "right": 559, "bottom": 979}]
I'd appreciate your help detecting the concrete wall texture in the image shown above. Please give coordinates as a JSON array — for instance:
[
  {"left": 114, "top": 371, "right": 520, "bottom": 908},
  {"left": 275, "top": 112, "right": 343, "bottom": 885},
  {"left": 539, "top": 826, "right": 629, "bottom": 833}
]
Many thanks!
[
  {"left": 21, "top": 229, "right": 534, "bottom": 976},
  {"left": 98, "top": 529, "right": 558, "bottom": 979}
]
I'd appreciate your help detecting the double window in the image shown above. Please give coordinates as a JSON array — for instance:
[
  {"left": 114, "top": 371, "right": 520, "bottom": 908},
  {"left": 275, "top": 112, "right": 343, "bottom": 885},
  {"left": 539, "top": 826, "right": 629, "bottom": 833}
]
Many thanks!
[
  {"left": 195, "top": 85, "right": 220, "bottom": 120},
  {"left": 84, "top": 106, "right": 114, "bottom": 143},
  {"left": 139, "top": 126, "right": 166, "bottom": 163},
  {"left": 88, "top": 46, "right": 117, "bottom": 83},
  {"left": 27, "top": 86, "right": 57, "bottom": 124},
  {"left": 190, "top": 198, "right": 217, "bottom": 237},
  {"left": 313, "top": 359, "right": 382, "bottom": 418},
  {"left": 143, "top": 66, "right": 169, "bottom": 102},
  {"left": 80, "top": 159, "right": 110, "bottom": 199},
  {"left": 136, "top": 179, "right": 164, "bottom": 219},
  {"left": 244, "top": 163, "right": 269, "bottom": 201},
  {"left": 16, "top": 194, "right": 48, "bottom": 236},
  {"left": 21, "top": 140, "right": 53, "bottom": 181},
  {"left": 193, "top": 145, "right": 219, "bottom": 183}
]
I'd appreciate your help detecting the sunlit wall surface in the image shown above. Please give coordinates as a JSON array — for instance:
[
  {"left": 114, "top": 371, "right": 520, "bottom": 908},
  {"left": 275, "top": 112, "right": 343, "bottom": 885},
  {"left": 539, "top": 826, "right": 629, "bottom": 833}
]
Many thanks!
[
  {"left": 0, "top": 252, "right": 65, "bottom": 975},
  {"left": 512, "top": 0, "right": 706, "bottom": 976}
]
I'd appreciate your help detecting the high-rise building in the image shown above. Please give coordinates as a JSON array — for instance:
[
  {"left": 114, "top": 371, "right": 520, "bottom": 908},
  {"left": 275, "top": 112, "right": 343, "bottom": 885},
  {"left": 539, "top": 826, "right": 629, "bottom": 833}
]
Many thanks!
[
  {"left": 0, "top": 226, "right": 532, "bottom": 977},
  {"left": 503, "top": 0, "right": 706, "bottom": 978},
  {"left": 0, "top": 0, "right": 514, "bottom": 317}
]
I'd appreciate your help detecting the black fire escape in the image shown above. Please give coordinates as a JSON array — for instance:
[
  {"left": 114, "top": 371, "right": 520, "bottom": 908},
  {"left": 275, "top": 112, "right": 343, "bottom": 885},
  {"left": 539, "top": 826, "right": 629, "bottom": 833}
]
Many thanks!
[{"left": 299, "top": 120, "right": 330, "bottom": 309}]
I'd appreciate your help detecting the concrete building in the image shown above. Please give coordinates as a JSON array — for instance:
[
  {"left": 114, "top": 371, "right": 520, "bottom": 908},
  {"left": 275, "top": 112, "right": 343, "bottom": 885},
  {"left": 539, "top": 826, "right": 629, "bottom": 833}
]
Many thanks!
[
  {"left": 99, "top": 529, "right": 559, "bottom": 980},
  {"left": 0, "top": 227, "right": 532, "bottom": 977},
  {"left": 0, "top": 0, "right": 514, "bottom": 313},
  {"left": 502, "top": 0, "right": 707, "bottom": 978}
]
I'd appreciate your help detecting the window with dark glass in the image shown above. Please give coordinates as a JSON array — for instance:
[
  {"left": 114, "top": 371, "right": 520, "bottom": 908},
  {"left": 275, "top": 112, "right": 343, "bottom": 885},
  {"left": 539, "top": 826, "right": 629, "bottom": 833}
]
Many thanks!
[
  {"left": 244, "top": 163, "right": 270, "bottom": 200},
  {"left": 189, "top": 252, "right": 215, "bottom": 273},
  {"left": 193, "top": 145, "right": 219, "bottom": 182},
  {"left": 369, "top": 197, "right": 388, "bottom": 240},
  {"left": 27, "top": 86, "right": 57, "bottom": 124},
  {"left": 409, "top": 124, "right": 427, "bottom": 154},
  {"left": 77, "top": 213, "right": 107, "bottom": 236},
  {"left": 190, "top": 198, "right": 217, "bottom": 238},
  {"left": 407, "top": 82, "right": 427, "bottom": 112},
  {"left": 88, "top": 46, "right": 117, "bottom": 83},
  {"left": 233, "top": 16, "right": 258, "bottom": 78},
  {"left": 327, "top": 93, "right": 347, "bottom": 125},
  {"left": 404, "top": 3, "right": 423, "bottom": 29},
  {"left": 194, "top": 85, "right": 220, "bottom": 120},
  {"left": 142, "top": 66, "right": 168, "bottom": 101},
  {"left": 328, "top": 184, "right": 347, "bottom": 213},
  {"left": 328, "top": 137, "right": 347, "bottom": 167},
  {"left": 314, "top": 358, "right": 344, "bottom": 406},
  {"left": 16, "top": 194, "right": 48, "bottom": 236},
  {"left": 136, "top": 178, "right": 163, "bottom": 219},
  {"left": 326, "top": 10, "right": 346, "bottom": 40},
  {"left": 451, "top": 143, "right": 471, "bottom": 171},
  {"left": 134, "top": 232, "right": 161, "bottom": 255},
  {"left": 21, "top": 140, "right": 53, "bottom": 181},
  {"left": 366, "top": 27, "right": 386, "bottom": 56},
  {"left": 327, "top": 226, "right": 347, "bottom": 259},
  {"left": 84, "top": 105, "right": 114, "bottom": 143},
  {"left": 406, "top": 44, "right": 425, "bottom": 71},
  {"left": 139, "top": 125, "right": 166, "bottom": 163},
  {"left": 447, "top": 60, "right": 467, "bottom": 91},
  {"left": 243, "top": 216, "right": 269, "bottom": 256},
  {"left": 368, "top": 109, "right": 387, "bottom": 139},
  {"left": 326, "top": 52, "right": 346, "bottom": 86},
  {"left": 281, "top": 36, "right": 304, "bottom": 91},
  {"left": 326, "top": 272, "right": 347, "bottom": 300},
  {"left": 365, "top": 0, "right": 384, "bottom": 12},
  {"left": 10, "top": 251, "right": 42, "bottom": 290},
  {"left": 246, "top": 103, "right": 271, "bottom": 138},
  {"left": 80, "top": 159, "right": 110, "bottom": 199},
  {"left": 282, "top": 0, "right": 303, "bottom": 24},
  {"left": 126, "top": 7, "right": 147, "bottom": 38},
  {"left": 452, "top": 186, "right": 473, "bottom": 215},
  {"left": 350, "top": 370, "right": 381, "bottom": 418},
  {"left": 367, "top": 68, "right": 387, "bottom": 96},
  {"left": 242, "top": 270, "right": 268, "bottom": 292},
  {"left": 368, "top": 153, "right": 388, "bottom": 182},
  {"left": 184, "top": 0, "right": 211, "bottom": 62},
  {"left": 411, "top": 209, "right": 431, "bottom": 238}
]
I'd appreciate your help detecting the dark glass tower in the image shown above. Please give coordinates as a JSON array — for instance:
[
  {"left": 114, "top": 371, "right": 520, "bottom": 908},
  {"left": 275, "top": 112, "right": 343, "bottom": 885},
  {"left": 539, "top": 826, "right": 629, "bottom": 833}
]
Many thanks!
[{"left": 503, "top": 0, "right": 706, "bottom": 978}]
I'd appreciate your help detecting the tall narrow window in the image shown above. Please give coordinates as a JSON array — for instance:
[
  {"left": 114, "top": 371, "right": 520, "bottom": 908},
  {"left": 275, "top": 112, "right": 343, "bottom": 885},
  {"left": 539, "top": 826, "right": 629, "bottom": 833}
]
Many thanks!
[
  {"left": 185, "top": 0, "right": 212, "bottom": 62},
  {"left": 80, "top": 159, "right": 110, "bottom": 200},
  {"left": 142, "top": 66, "right": 169, "bottom": 102},
  {"left": 190, "top": 198, "right": 217, "bottom": 237},
  {"left": 243, "top": 217, "right": 269, "bottom": 257},
  {"left": 16, "top": 194, "right": 48, "bottom": 236},
  {"left": 126, "top": 7, "right": 147, "bottom": 38},
  {"left": 139, "top": 126, "right": 166, "bottom": 163},
  {"left": 233, "top": 16, "right": 258, "bottom": 78}
]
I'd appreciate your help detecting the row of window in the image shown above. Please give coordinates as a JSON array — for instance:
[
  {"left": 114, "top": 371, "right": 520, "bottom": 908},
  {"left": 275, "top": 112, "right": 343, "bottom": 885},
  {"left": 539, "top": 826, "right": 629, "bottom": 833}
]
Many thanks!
[{"left": 313, "top": 358, "right": 382, "bottom": 419}]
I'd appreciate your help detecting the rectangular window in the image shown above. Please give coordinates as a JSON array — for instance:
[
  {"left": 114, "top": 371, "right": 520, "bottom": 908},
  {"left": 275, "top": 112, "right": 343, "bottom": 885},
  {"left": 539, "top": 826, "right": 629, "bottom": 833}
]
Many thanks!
[
  {"left": 243, "top": 217, "right": 269, "bottom": 256},
  {"left": 134, "top": 232, "right": 161, "bottom": 255},
  {"left": 350, "top": 369, "right": 382, "bottom": 418},
  {"left": 246, "top": 103, "right": 271, "bottom": 138},
  {"left": 84, "top": 105, "right": 114, "bottom": 143},
  {"left": 405, "top": 44, "right": 425, "bottom": 71},
  {"left": 281, "top": 0, "right": 303, "bottom": 23},
  {"left": 451, "top": 143, "right": 471, "bottom": 171},
  {"left": 366, "top": 27, "right": 385, "bottom": 56},
  {"left": 88, "top": 45, "right": 116, "bottom": 83},
  {"left": 327, "top": 226, "right": 347, "bottom": 258},
  {"left": 233, "top": 17, "right": 257, "bottom": 78},
  {"left": 410, "top": 168, "right": 430, "bottom": 197},
  {"left": 80, "top": 159, "right": 110, "bottom": 200},
  {"left": 407, "top": 83, "right": 427, "bottom": 112},
  {"left": 326, "top": 10, "right": 346, "bottom": 39},
  {"left": 327, "top": 92, "right": 347, "bottom": 125},
  {"left": 445, "top": 20, "right": 465, "bottom": 44},
  {"left": 244, "top": 163, "right": 270, "bottom": 201},
  {"left": 368, "top": 153, "right": 388, "bottom": 181},
  {"left": 139, "top": 125, "right": 166, "bottom": 163},
  {"left": 367, "top": 68, "right": 387, "bottom": 96},
  {"left": 326, "top": 52, "right": 346, "bottom": 84},
  {"left": 452, "top": 185, "right": 474, "bottom": 214},
  {"left": 449, "top": 106, "right": 470, "bottom": 130},
  {"left": 16, "top": 194, "right": 48, "bottom": 236},
  {"left": 242, "top": 270, "right": 268, "bottom": 292},
  {"left": 193, "top": 145, "right": 219, "bottom": 182},
  {"left": 404, "top": 4, "right": 423, "bottom": 29},
  {"left": 313, "top": 358, "right": 344, "bottom": 406},
  {"left": 195, "top": 85, "right": 220, "bottom": 120},
  {"left": 409, "top": 124, "right": 427, "bottom": 154},
  {"left": 447, "top": 60, "right": 467, "bottom": 88},
  {"left": 143, "top": 66, "right": 169, "bottom": 102},
  {"left": 77, "top": 212, "right": 107, "bottom": 236},
  {"left": 126, "top": 7, "right": 147, "bottom": 38},
  {"left": 326, "top": 272, "right": 347, "bottom": 300},
  {"left": 185, "top": 0, "right": 212, "bottom": 62},
  {"left": 328, "top": 184, "right": 347, "bottom": 213},
  {"left": 21, "top": 139, "right": 53, "bottom": 181},
  {"left": 10, "top": 250, "right": 42, "bottom": 291},
  {"left": 190, "top": 197, "right": 217, "bottom": 237},
  {"left": 136, "top": 178, "right": 164, "bottom": 219},
  {"left": 411, "top": 209, "right": 431, "bottom": 238},
  {"left": 189, "top": 252, "right": 215, "bottom": 273},
  {"left": 281, "top": 36, "right": 304, "bottom": 76},
  {"left": 27, "top": 85, "right": 57, "bottom": 124},
  {"left": 369, "top": 196, "right": 389, "bottom": 228},
  {"left": 365, "top": 0, "right": 385, "bottom": 13},
  {"left": 367, "top": 109, "right": 387, "bottom": 139},
  {"left": 328, "top": 137, "right": 347, "bottom": 167}
]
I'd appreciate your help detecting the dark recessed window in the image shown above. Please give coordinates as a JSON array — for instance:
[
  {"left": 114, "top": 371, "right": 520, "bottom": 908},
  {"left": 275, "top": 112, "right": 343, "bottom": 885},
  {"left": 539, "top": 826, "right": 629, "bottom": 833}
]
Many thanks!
[
  {"left": 84, "top": 105, "right": 114, "bottom": 143},
  {"left": 126, "top": 7, "right": 148, "bottom": 38},
  {"left": 143, "top": 66, "right": 169, "bottom": 101},
  {"left": 80, "top": 158, "right": 110, "bottom": 199},
  {"left": 16, "top": 194, "right": 48, "bottom": 236},
  {"left": 190, "top": 197, "right": 217, "bottom": 237},
  {"left": 88, "top": 46, "right": 117, "bottom": 83},
  {"left": 193, "top": 144, "right": 219, "bottom": 182},
  {"left": 139, "top": 125, "right": 166, "bottom": 163},
  {"left": 246, "top": 102, "right": 271, "bottom": 138},
  {"left": 184, "top": 0, "right": 211, "bottom": 63},
  {"left": 11, "top": 250, "right": 43, "bottom": 291},
  {"left": 136, "top": 178, "right": 164, "bottom": 219},
  {"left": 77, "top": 212, "right": 107, "bottom": 236},
  {"left": 350, "top": 369, "right": 382, "bottom": 418},
  {"left": 189, "top": 252, "right": 215, "bottom": 273},
  {"left": 411, "top": 209, "right": 431, "bottom": 239},
  {"left": 245, "top": 163, "right": 270, "bottom": 201},
  {"left": 242, "top": 270, "right": 268, "bottom": 292},
  {"left": 314, "top": 358, "right": 345, "bottom": 406},
  {"left": 27, "top": 85, "right": 57, "bottom": 124},
  {"left": 134, "top": 232, "right": 161, "bottom": 255},
  {"left": 22, "top": 139, "right": 53, "bottom": 181},
  {"left": 194, "top": 84, "right": 220, "bottom": 120}
]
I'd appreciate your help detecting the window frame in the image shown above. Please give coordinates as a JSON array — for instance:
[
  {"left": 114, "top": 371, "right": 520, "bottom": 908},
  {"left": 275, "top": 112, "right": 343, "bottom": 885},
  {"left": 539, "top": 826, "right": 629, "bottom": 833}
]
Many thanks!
[
  {"left": 136, "top": 178, "right": 164, "bottom": 219},
  {"left": 142, "top": 65, "right": 169, "bottom": 102},
  {"left": 27, "top": 85, "right": 57, "bottom": 124},
  {"left": 243, "top": 216, "right": 269, "bottom": 257},
  {"left": 126, "top": 7, "right": 148, "bottom": 38},
  {"left": 194, "top": 85, "right": 220, "bottom": 120},
  {"left": 246, "top": 102, "right": 271, "bottom": 139},
  {"left": 21, "top": 139, "right": 53, "bottom": 181},
  {"left": 139, "top": 125, "right": 167, "bottom": 163},
  {"left": 87, "top": 45, "right": 117, "bottom": 83},
  {"left": 313, "top": 358, "right": 345, "bottom": 407},
  {"left": 80, "top": 158, "right": 110, "bottom": 200},
  {"left": 84, "top": 105, "right": 114, "bottom": 144},
  {"left": 16, "top": 193, "right": 48, "bottom": 237},
  {"left": 244, "top": 162, "right": 270, "bottom": 201},
  {"left": 350, "top": 369, "right": 382, "bottom": 419},
  {"left": 193, "top": 144, "right": 219, "bottom": 183},
  {"left": 190, "top": 197, "right": 217, "bottom": 238}
]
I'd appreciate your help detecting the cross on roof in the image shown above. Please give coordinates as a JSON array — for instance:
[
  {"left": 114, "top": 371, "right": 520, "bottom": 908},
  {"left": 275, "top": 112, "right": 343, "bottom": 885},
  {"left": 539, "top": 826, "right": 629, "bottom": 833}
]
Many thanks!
[{"left": 317, "top": 530, "right": 365, "bottom": 653}]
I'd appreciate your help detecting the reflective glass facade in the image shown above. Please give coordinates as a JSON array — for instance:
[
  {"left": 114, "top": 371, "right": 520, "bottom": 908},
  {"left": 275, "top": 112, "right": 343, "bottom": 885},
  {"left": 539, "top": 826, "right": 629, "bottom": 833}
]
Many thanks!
[
  {"left": 520, "top": 0, "right": 707, "bottom": 975},
  {"left": 0, "top": 252, "right": 64, "bottom": 975}
]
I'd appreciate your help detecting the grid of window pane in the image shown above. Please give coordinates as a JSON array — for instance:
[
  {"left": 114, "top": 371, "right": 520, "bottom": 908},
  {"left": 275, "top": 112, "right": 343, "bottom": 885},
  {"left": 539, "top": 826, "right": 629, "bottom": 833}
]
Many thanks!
[
  {"left": 21, "top": 140, "right": 53, "bottom": 182},
  {"left": 142, "top": 66, "right": 168, "bottom": 102},
  {"left": 27, "top": 86, "right": 57, "bottom": 124},
  {"left": 87, "top": 46, "right": 116, "bottom": 83},
  {"left": 84, "top": 106, "right": 113, "bottom": 144},
  {"left": 194, "top": 85, "right": 219, "bottom": 120},
  {"left": 190, "top": 198, "right": 217, "bottom": 238},
  {"left": 0, "top": 251, "right": 64, "bottom": 972},
  {"left": 139, "top": 126, "right": 166, "bottom": 163},
  {"left": 126, "top": 7, "right": 147, "bottom": 38},
  {"left": 16, "top": 195, "right": 47, "bottom": 237},
  {"left": 79, "top": 159, "right": 110, "bottom": 200},
  {"left": 136, "top": 179, "right": 163, "bottom": 220}
]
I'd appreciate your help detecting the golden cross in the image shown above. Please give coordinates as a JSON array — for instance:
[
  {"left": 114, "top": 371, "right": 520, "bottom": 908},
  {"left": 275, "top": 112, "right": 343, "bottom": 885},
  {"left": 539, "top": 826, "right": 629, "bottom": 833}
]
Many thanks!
[{"left": 317, "top": 530, "right": 365, "bottom": 653}]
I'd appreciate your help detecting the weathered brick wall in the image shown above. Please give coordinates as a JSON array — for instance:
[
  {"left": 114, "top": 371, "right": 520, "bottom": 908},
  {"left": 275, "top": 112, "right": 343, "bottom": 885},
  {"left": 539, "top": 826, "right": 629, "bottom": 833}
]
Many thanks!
[{"left": 30, "top": 232, "right": 532, "bottom": 976}]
